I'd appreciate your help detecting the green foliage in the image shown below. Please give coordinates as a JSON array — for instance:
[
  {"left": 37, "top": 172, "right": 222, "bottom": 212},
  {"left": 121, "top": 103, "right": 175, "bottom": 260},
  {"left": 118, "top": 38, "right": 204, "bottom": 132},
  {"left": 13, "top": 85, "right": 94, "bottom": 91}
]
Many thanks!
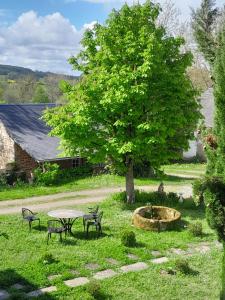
[
  {"left": 44, "top": 1, "right": 200, "bottom": 202},
  {"left": 188, "top": 222, "right": 203, "bottom": 237},
  {"left": 175, "top": 259, "right": 192, "bottom": 275},
  {"left": 32, "top": 83, "right": 49, "bottom": 103},
  {"left": 121, "top": 230, "right": 136, "bottom": 247},
  {"left": 34, "top": 163, "right": 60, "bottom": 186},
  {"left": 193, "top": 176, "right": 225, "bottom": 241},
  {"left": 207, "top": 24, "right": 225, "bottom": 178},
  {"left": 0, "top": 173, "right": 7, "bottom": 188},
  {"left": 191, "top": 0, "right": 219, "bottom": 66},
  {"left": 115, "top": 190, "right": 179, "bottom": 206}
]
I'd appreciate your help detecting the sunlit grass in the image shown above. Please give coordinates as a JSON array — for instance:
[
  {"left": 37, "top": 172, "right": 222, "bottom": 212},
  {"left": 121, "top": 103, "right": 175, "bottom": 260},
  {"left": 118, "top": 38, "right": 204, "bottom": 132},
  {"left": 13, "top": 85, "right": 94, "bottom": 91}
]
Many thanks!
[{"left": 0, "top": 195, "right": 222, "bottom": 299}]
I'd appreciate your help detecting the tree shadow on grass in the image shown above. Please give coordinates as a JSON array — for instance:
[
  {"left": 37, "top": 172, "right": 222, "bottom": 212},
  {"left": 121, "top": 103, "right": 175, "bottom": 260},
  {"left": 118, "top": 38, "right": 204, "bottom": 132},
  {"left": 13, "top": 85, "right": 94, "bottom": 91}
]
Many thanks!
[
  {"left": 0, "top": 232, "right": 9, "bottom": 239},
  {"left": 33, "top": 224, "right": 47, "bottom": 232},
  {"left": 73, "top": 230, "right": 112, "bottom": 240},
  {"left": 0, "top": 269, "right": 55, "bottom": 299}
]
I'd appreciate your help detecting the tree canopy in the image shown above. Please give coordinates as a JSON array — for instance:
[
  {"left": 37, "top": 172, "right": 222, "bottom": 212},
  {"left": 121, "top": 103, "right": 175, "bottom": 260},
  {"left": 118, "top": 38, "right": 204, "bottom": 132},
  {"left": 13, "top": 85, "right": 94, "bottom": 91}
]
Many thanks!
[
  {"left": 45, "top": 1, "right": 200, "bottom": 203},
  {"left": 191, "top": 0, "right": 219, "bottom": 67}
]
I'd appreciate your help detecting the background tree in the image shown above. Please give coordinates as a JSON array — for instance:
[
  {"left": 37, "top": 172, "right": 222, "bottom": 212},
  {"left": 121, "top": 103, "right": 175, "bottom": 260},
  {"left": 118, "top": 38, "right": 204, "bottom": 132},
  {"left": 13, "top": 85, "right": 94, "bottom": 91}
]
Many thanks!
[
  {"left": 44, "top": 1, "right": 200, "bottom": 203},
  {"left": 191, "top": 0, "right": 219, "bottom": 67},
  {"left": 206, "top": 24, "right": 225, "bottom": 177},
  {"left": 32, "top": 83, "right": 49, "bottom": 103}
]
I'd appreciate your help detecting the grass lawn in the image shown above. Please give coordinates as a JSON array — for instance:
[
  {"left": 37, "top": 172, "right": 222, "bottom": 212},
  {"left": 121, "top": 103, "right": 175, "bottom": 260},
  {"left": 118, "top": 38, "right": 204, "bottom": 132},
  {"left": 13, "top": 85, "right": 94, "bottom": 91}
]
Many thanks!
[
  {"left": 0, "top": 163, "right": 204, "bottom": 201},
  {"left": 162, "top": 163, "right": 206, "bottom": 177},
  {"left": 0, "top": 194, "right": 222, "bottom": 299}
]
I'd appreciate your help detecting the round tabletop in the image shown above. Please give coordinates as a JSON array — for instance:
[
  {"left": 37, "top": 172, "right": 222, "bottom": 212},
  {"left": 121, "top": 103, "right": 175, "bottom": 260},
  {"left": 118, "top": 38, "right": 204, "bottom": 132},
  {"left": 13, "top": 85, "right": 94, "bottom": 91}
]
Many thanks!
[{"left": 48, "top": 209, "right": 85, "bottom": 219}]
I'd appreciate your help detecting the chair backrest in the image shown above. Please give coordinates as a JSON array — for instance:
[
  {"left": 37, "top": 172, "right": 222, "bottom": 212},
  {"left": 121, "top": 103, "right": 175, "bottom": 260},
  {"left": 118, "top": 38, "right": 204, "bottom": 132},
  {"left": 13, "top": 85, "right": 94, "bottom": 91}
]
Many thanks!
[
  {"left": 22, "top": 208, "right": 34, "bottom": 218},
  {"left": 96, "top": 211, "right": 103, "bottom": 224},
  {"left": 47, "top": 219, "right": 63, "bottom": 229},
  {"left": 88, "top": 205, "right": 99, "bottom": 214}
]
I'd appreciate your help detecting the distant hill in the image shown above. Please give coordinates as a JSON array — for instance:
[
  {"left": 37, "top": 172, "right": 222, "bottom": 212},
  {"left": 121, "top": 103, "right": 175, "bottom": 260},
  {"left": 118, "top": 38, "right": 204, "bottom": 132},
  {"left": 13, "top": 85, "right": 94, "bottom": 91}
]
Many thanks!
[{"left": 0, "top": 64, "right": 79, "bottom": 80}]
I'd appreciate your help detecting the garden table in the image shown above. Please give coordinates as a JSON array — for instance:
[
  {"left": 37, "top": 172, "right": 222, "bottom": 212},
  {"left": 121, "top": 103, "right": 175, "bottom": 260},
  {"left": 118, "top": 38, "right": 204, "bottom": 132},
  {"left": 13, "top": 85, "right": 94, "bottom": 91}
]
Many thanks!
[{"left": 47, "top": 209, "right": 85, "bottom": 235}]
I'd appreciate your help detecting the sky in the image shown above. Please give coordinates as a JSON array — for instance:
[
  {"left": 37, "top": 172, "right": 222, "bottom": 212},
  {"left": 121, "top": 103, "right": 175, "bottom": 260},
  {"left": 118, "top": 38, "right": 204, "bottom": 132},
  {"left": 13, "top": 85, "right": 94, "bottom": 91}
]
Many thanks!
[{"left": 0, "top": 0, "right": 224, "bottom": 75}]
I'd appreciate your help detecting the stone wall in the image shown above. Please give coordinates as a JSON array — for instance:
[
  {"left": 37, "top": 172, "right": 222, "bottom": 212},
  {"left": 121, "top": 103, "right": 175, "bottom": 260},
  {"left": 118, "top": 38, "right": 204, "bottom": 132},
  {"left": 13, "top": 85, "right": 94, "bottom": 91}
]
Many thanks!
[{"left": 0, "top": 121, "right": 15, "bottom": 170}]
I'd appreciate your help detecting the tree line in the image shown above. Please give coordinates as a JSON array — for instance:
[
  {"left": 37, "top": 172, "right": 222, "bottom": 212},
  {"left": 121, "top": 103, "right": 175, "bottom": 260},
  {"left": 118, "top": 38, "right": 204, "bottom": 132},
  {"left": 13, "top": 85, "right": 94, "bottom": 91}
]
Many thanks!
[{"left": 0, "top": 70, "right": 78, "bottom": 104}]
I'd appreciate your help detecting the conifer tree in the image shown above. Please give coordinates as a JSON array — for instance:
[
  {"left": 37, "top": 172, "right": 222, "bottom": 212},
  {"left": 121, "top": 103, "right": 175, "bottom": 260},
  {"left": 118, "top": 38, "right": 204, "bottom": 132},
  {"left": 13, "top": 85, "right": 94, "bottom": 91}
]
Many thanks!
[{"left": 191, "top": 0, "right": 219, "bottom": 66}]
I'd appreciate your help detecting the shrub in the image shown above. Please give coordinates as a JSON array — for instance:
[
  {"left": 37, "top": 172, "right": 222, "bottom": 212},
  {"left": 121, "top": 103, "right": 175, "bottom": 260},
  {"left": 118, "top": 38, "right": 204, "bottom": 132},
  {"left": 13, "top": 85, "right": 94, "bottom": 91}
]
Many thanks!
[
  {"left": 40, "top": 253, "right": 56, "bottom": 265},
  {"left": 121, "top": 230, "right": 136, "bottom": 247},
  {"left": 167, "top": 192, "right": 179, "bottom": 204},
  {"left": 193, "top": 176, "right": 225, "bottom": 241},
  {"left": 34, "top": 163, "right": 60, "bottom": 186},
  {"left": 175, "top": 259, "right": 191, "bottom": 275},
  {"left": 59, "top": 164, "right": 93, "bottom": 180},
  {"left": 115, "top": 190, "right": 180, "bottom": 207},
  {"left": 0, "top": 173, "right": 7, "bottom": 188},
  {"left": 86, "top": 280, "right": 101, "bottom": 299},
  {"left": 188, "top": 222, "right": 203, "bottom": 237}
]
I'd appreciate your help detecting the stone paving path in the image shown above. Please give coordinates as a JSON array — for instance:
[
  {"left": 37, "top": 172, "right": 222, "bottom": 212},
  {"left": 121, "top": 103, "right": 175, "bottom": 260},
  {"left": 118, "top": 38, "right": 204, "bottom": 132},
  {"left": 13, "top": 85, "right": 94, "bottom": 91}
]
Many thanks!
[
  {"left": 0, "top": 184, "right": 192, "bottom": 215},
  {"left": 1, "top": 240, "right": 221, "bottom": 299}
]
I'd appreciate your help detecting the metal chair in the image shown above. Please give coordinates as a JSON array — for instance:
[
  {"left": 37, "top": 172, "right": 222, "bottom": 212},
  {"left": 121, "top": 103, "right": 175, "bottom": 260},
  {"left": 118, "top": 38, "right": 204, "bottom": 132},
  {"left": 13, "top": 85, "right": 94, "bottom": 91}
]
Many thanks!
[
  {"left": 83, "top": 205, "right": 99, "bottom": 230},
  {"left": 47, "top": 219, "right": 66, "bottom": 244},
  {"left": 22, "top": 208, "right": 40, "bottom": 231},
  {"left": 85, "top": 211, "right": 103, "bottom": 237}
]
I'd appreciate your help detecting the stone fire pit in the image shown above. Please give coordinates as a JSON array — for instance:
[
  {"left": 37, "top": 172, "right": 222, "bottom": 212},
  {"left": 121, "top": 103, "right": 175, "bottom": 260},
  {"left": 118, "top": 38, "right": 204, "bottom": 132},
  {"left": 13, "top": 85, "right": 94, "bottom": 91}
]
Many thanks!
[{"left": 132, "top": 206, "right": 181, "bottom": 232}]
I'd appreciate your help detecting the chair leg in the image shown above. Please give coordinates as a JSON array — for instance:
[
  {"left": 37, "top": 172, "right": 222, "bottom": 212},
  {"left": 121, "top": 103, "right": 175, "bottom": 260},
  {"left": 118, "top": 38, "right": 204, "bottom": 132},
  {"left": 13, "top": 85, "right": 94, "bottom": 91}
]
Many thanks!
[
  {"left": 86, "top": 224, "right": 89, "bottom": 238},
  {"left": 47, "top": 233, "right": 50, "bottom": 245},
  {"left": 29, "top": 221, "right": 32, "bottom": 231},
  {"left": 83, "top": 218, "right": 86, "bottom": 231},
  {"left": 98, "top": 224, "right": 102, "bottom": 237}
]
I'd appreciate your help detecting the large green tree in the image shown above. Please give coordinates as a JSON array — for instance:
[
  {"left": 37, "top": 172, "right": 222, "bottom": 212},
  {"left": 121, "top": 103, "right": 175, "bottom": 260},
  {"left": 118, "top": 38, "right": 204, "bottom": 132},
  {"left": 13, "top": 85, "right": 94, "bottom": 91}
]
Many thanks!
[
  {"left": 191, "top": 0, "right": 219, "bottom": 67},
  {"left": 45, "top": 1, "right": 200, "bottom": 203}
]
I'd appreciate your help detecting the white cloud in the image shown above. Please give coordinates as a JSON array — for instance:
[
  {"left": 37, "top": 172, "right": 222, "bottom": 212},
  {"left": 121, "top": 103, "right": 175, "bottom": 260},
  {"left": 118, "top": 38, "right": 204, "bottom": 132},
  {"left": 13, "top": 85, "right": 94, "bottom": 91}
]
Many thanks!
[{"left": 0, "top": 11, "right": 93, "bottom": 75}]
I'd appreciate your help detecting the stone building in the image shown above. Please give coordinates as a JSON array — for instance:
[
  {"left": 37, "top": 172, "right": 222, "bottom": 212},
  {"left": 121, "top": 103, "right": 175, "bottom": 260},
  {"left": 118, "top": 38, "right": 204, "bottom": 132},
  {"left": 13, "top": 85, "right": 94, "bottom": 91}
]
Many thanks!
[{"left": 0, "top": 104, "right": 83, "bottom": 177}]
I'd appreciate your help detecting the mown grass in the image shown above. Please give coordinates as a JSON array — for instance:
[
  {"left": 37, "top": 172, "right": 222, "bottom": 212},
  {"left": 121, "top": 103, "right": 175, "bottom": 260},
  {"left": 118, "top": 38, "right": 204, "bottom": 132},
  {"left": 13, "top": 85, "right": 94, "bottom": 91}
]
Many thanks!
[
  {"left": 0, "top": 163, "right": 203, "bottom": 201},
  {"left": 162, "top": 163, "right": 206, "bottom": 177},
  {"left": 0, "top": 194, "right": 222, "bottom": 299}
]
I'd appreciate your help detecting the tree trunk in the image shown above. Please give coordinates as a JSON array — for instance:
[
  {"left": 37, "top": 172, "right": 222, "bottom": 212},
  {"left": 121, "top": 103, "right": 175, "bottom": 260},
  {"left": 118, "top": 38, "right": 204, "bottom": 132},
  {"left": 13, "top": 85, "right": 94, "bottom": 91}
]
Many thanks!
[{"left": 126, "top": 157, "right": 135, "bottom": 204}]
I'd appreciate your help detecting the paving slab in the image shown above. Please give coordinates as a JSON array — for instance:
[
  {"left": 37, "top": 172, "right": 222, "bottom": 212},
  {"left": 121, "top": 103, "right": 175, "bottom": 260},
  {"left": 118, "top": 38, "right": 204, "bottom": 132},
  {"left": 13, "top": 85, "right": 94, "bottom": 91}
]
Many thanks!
[
  {"left": 0, "top": 290, "right": 9, "bottom": 300},
  {"left": 70, "top": 269, "right": 80, "bottom": 276},
  {"left": 194, "top": 245, "right": 211, "bottom": 254},
  {"left": 169, "top": 248, "right": 187, "bottom": 255},
  {"left": 106, "top": 258, "right": 120, "bottom": 265},
  {"left": 120, "top": 262, "right": 148, "bottom": 273},
  {"left": 27, "top": 286, "right": 57, "bottom": 297},
  {"left": 64, "top": 277, "right": 89, "bottom": 287},
  {"left": 11, "top": 283, "right": 25, "bottom": 290},
  {"left": 85, "top": 263, "right": 100, "bottom": 271},
  {"left": 150, "top": 257, "right": 169, "bottom": 264},
  {"left": 127, "top": 253, "right": 139, "bottom": 260},
  {"left": 151, "top": 250, "right": 162, "bottom": 257},
  {"left": 93, "top": 269, "right": 117, "bottom": 280},
  {"left": 215, "top": 241, "right": 223, "bottom": 250},
  {"left": 48, "top": 274, "right": 62, "bottom": 281}
]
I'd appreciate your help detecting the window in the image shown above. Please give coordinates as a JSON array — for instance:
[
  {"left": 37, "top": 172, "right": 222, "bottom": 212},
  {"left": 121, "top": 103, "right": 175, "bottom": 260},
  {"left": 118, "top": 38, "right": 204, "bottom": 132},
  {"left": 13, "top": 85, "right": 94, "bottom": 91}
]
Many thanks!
[{"left": 72, "top": 158, "right": 80, "bottom": 168}]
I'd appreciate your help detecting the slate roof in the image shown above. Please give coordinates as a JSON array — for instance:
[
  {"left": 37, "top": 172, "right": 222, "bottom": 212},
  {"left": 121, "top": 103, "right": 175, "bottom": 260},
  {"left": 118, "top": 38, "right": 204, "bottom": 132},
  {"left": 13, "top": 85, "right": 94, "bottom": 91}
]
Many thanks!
[
  {"left": 0, "top": 104, "right": 66, "bottom": 162},
  {"left": 200, "top": 87, "right": 214, "bottom": 128}
]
